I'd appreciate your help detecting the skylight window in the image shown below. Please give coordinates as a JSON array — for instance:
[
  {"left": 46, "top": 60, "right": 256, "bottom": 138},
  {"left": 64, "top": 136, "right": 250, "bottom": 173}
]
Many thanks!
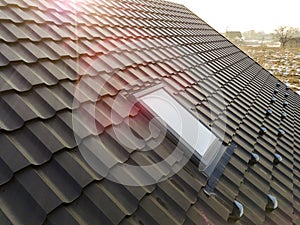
[{"left": 132, "top": 84, "right": 225, "bottom": 175}]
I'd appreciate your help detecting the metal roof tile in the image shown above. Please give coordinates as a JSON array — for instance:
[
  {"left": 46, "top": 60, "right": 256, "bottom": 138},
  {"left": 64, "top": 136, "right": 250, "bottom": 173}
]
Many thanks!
[
  {"left": 46, "top": 9, "right": 70, "bottom": 24},
  {"left": 211, "top": 124, "right": 232, "bottom": 145},
  {"left": 177, "top": 90, "right": 201, "bottom": 106},
  {"left": 16, "top": 168, "right": 62, "bottom": 213},
  {"left": 78, "top": 135, "right": 123, "bottom": 174},
  {"left": 221, "top": 164, "right": 244, "bottom": 188},
  {"left": 235, "top": 126, "right": 257, "bottom": 145},
  {"left": 85, "top": 180, "right": 139, "bottom": 223},
  {"left": 34, "top": 87, "right": 68, "bottom": 112},
  {"left": 39, "top": 83, "right": 74, "bottom": 109},
  {"left": 14, "top": 63, "right": 58, "bottom": 86},
  {"left": 238, "top": 184, "right": 267, "bottom": 215},
  {"left": 0, "top": 52, "right": 10, "bottom": 67},
  {"left": 64, "top": 39, "right": 90, "bottom": 56},
  {"left": 54, "top": 151, "right": 96, "bottom": 188},
  {"left": 129, "top": 150, "right": 171, "bottom": 180},
  {"left": 272, "top": 168, "right": 293, "bottom": 190},
  {"left": 198, "top": 191, "right": 231, "bottom": 222},
  {"left": 59, "top": 110, "right": 94, "bottom": 141},
  {"left": 79, "top": 101, "right": 113, "bottom": 129},
  {"left": 81, "top": 13, "right": 100, "bottom": 25},
  {"left": 79, "top": 39, "right": 106, "bottom": 54},
  {"left": 50, "top": 0, "right": 74, "bottom": 12},
  {"left": 0, "top": 22, "right": 19, "bottom": 42},
  {"left": 26, "top": 7, "right": 49, "bottom": 22},
  {"left": 123, "top": 182, "right": 155, "bottom": 201},
  {"left": 185, "top": 86, "right": 206, "bottom": 102},
  {"left": 145, "top": 135, "right": 185, "bottom": 166},
  {"left": 44, "top": 114, "right": 77, "bottom": 149},
  {"left": 127, "top": 112, "right": 161, "bottom": 140},
  {"left": 17, "top": 23, "right": 51, "bottom": 41},
  {"left": 0, "top": 134, "right": 30, "bottom": 172},
  {"left": 158, "top": 175, "right": 197, "bottom": 211},
  {"left": 4, "top": 0, "right": 27, "bottom": 7},
  {"left": 122, "top": 206, "right": 159, "bottom": 225},
  {"left": 42, "top": 41, "right": 71, "bottom": 59},
  {"left": 0, "top": 42, "right": 36, "bottom": 63},
  {"left": 0, "top": 178, "right": 47, "bottom": 225},
  {"left": 185, "top": 201, "right": 226, "bottom": 225},
  {"left": 70, "top": 147, "right": 104, "bottom": 180},
  {"left": 26, "top": 121, "right": 65, "bottom": 154},
  {"left": 72, "top": 106, "right": 104, "bottom": 138},
  {"left": 0, "top": 158, "right": 13, "bottom": 185},
  {"left": 255, "top": 143, "right": 276, "bottom": 165},
  {"left": 140, "top": 192, "right": 186, "bottom": 224},
  {"left": 64, "top": 193, "right": 113, "bottom": 225},
  {"left": 180, "top": 161, "right": 207, "bottom": 189},
  {"left": 0, "top": 6, "right": 23, "bottom": 22},
  {"left": 10, "top": 6, "right": 42, "bottom": 22},
  {"left": 73, "top": 78, "right": 101, "bottom": 102},
  {"left": 0, "top": 209, "right": 13, "bottom": 225},
  {"left": 36, "top": 159, "right": 82, "bottom": 203},
  {"left": 0, "top": 97, "right": 24, "bottom": 131},
  {"left": 171, "top": 74, "right": 192, "bottom": 88},
  {"left": 109, "top": 155, "right": 159, "bottom": 186},
  {"left": 103, "top": 126, "right": 135, "bottom": 155},
  {"left": 164, "top": 77, "right": 185, "bottom": 92},
  {"left": 2, "top": 93, "right": 39, "bottom": 121},
  {"left": 245, "top": 170, "right": 270, "bottom": 194},
  {"left": 8, "top": 126, "right": 52, "bottom": 165},
  {"left": 47, "top": 23, "right": 74, "bottom": 40},
  {"left": 214, "top": 175, "right": 239, "bottom": 203},
  {"left": 264, "top": 206, "right": 293, "bottom": 225},
  {"left": 21, "top": 89, "right": 56, "bottom": 118}
]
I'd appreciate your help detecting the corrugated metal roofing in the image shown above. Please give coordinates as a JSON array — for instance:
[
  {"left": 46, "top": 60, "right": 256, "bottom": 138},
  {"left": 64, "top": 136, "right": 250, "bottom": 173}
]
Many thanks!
[{"left": 0, "top": 0, "right": 300, "bottom": 224}]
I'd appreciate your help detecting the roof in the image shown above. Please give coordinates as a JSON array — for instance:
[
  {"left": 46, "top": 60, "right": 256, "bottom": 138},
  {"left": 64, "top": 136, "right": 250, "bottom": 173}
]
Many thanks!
[{"left": 0, "top": 0, "right": 300, "bottom": 224}]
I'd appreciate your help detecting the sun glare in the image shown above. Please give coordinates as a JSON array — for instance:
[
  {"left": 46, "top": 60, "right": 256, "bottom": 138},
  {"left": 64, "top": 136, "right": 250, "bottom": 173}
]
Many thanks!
[{"left": 61, "top": 0, "right": 94, "bottom": 3}]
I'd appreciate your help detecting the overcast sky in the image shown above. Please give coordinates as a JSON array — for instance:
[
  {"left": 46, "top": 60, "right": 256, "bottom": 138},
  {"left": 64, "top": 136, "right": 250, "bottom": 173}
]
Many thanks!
[{"left": 171, "top": 0, "right": 299, "bottom": 33}]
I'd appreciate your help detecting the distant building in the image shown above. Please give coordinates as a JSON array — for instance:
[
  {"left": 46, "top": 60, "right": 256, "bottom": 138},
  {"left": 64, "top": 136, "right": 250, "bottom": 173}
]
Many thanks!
[
  {"left": 286, "top": 37, "right": 300, "bottom": 48},
  {"left": 225, "top": 31, "right": 242, "bottom": 42}
]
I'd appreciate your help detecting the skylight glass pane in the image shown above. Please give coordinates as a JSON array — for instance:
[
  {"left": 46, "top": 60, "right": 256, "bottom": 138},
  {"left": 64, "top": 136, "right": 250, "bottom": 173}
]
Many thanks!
[{"left": 139, "top": 88, "right": 217, "bottom": 157}]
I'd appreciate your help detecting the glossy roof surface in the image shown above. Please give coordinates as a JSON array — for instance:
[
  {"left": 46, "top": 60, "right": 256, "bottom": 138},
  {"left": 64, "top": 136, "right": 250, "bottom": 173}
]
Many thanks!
[{"left": 0, "top": 0, "right": 300, "bottom": 224}]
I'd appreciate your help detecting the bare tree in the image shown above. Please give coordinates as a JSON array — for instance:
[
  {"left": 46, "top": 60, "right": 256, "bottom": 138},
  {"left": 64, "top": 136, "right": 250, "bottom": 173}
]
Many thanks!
[{"left": 273, "top": 26, "right": 298, "bottom": 47}]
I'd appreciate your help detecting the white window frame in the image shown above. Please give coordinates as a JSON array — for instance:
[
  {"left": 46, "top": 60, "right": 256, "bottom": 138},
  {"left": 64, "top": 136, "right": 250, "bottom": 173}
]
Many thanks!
[{"left": 130, "top": 84, "right": 226, "bottom": 175}]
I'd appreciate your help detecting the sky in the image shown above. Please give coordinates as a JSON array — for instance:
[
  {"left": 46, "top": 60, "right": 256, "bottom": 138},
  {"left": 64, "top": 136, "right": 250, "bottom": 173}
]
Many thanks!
[{"left": 171, "top": 0, "right": 299, "bottom": 33}]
